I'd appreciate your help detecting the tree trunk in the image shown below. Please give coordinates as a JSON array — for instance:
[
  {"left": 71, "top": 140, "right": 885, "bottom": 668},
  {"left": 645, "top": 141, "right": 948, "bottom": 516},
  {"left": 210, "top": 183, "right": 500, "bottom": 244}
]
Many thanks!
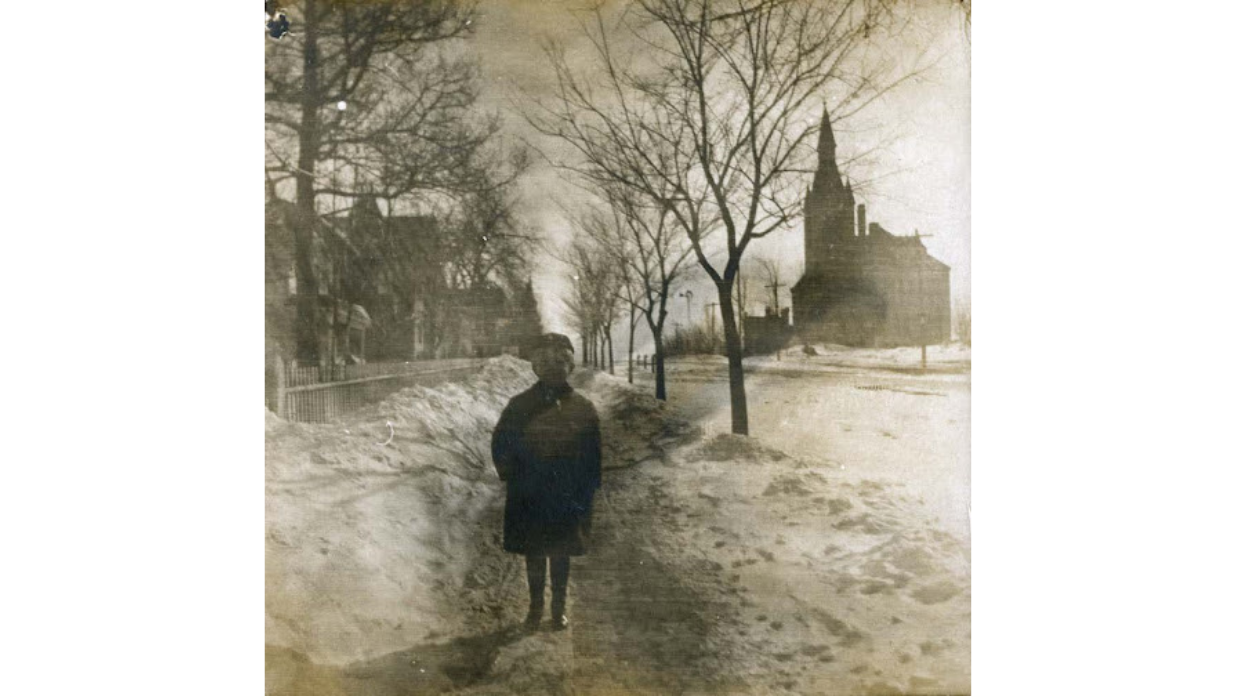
[
  {"left": 607, "top": 324, "right": 615, "bottom": 375},
  {"left": 733, "top": 269, "right": 743, "bottom": 345},
  {"left": 717, "top": 282, "right": 749, "bottom": 435},
  {"left": 651, "top": 329, "right": 667, "bottom": 401},
  {"left": 627, "top": 306, "right": 636, "bottom": 384},
  {"left": 293, "top": 0, "right": 322, "bottom": 364}
]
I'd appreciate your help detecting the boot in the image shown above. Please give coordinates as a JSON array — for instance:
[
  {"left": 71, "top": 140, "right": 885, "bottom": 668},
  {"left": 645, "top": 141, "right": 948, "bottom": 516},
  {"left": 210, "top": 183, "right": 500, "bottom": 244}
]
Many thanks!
[
  {"left": 524, "top": 598, "right": 544, "bottom": 629},
  {"left": 549, "top": 556, "right": 570, "bottom": 631},
  {"left": 525, "top": 556, "right": 547, "bottom": 629},
  {"left": 550, "top": 595, "right": 568, "bottom": 631}
]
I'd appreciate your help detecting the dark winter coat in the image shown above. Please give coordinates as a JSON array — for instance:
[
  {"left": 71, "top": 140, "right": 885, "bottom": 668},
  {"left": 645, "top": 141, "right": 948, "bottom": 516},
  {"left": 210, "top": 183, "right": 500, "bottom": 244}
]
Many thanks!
[{"left": 491, "top": 382, "right": 602, "bottom": 556}]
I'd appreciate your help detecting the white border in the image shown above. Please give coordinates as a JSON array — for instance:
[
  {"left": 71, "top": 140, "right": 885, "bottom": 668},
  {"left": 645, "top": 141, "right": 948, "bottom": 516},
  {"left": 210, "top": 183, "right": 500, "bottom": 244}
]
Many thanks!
[{"left": 3, "top": 2, "right": 1234, "bottom": 694}]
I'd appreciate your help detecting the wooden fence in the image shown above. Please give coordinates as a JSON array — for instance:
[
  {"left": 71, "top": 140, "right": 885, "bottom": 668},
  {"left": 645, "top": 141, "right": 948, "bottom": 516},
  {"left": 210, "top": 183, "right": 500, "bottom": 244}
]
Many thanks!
[{"left": 269, "top": 357, "right": 485, "bottom": 423}]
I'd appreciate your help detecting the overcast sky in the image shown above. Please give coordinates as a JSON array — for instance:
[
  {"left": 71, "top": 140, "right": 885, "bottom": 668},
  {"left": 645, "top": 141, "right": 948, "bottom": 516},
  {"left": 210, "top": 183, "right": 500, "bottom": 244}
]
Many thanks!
[{"left": 467, "top": 0, "right": 970, "bottom": 346}]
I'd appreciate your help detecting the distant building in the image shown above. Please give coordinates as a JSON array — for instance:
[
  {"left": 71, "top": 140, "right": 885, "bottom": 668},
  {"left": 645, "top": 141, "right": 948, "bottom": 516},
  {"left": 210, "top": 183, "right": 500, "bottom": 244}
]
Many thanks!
[
  {"left": 336, "top": 199, "right": 443, "bottom": 361},
  {"left": 267, "top": 196, "right": 542, "bottom": 363},
  {"left": 791, "top": 109, "right": 951, "bottom": 347},
  {"left": 265, "top": 198, "right": 371, "bottom": 365},
  {"left": 744, "top": 307, "right": 793, "bottom": 355},
  {"left": 336, "top": 197, "right": 544, "bottom": 360}
]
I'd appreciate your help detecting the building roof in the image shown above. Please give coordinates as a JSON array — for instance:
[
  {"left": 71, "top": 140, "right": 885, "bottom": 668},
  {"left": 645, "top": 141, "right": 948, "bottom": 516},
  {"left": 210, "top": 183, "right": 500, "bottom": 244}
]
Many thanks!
[{"left": 793, "top": 234, "right": 950, "bottom": 293}]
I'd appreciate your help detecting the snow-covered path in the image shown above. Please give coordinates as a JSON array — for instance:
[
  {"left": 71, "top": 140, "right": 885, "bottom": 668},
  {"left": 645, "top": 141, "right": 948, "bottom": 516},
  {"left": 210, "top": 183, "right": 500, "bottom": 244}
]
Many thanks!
[{"left": 567, "top": 479, "right": 741, "bottom": 694}]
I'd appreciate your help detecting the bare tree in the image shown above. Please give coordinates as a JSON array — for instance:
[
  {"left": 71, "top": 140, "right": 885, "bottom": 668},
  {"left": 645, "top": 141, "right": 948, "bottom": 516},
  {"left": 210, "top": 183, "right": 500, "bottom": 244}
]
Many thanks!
[
  {"left": 528, "top": 0, "right": 927, "bottom": 434},
  {"left": 561, "top": 246, "right": 593, "bottom": 366},
  {"left": 753, "top": 256, "right": 786, "bottom": 315},
  {"left": 618, "top": 267, "right": 641, "bottom": 384},
  {"left": 441, "top": 168, "right": 538, "bottom": 292},
  {"left": 559, "top": 235, "right": 622, "bottom": 372},
  {"left": 569, "top": 203, "right": 646, "bottom": 384},
  {"left": 266, "top": 0, "right": 499, "bottom": 363},
  {"left": 587, "top": 187, "right": 697, "bottom": 400}
]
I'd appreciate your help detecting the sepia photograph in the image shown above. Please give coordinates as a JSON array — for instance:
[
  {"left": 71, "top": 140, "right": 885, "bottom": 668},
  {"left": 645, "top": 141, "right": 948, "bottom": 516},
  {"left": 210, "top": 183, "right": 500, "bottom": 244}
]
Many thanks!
[
  {"left": 264, "top": 0, "right": 971, "bottom": 693},
  {"left": 12, "top": 3, "right": 1236, "bottom": 696}
]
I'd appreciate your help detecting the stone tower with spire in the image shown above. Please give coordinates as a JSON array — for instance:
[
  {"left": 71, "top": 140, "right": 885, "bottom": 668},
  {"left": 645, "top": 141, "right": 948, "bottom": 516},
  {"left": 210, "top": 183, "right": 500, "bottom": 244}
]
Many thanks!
[
  {"left": 790, "top": 105, "right": 953, "bottom": 347},
  {"left": 802, "top": 106, "right": 855, "bottom": 275}
]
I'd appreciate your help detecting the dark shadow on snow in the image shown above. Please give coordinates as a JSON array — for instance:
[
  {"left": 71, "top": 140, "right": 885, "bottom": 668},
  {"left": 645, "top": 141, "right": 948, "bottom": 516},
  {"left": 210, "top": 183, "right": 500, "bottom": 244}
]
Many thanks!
[{"left": 267, "top": 626, "right": 526, "bottom": 696}]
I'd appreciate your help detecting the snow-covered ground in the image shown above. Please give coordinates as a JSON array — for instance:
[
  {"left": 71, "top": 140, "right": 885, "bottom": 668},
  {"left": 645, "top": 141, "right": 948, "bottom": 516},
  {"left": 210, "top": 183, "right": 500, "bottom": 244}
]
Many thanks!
[
  {"left": 643, "top": 343, "right": 971, "bottom": 543},
  {"left": 266, "top": 349, "right": 970, "bottom": 694},
  {"left": 654, "top": 342, "right": 971, "bottom": 377}
]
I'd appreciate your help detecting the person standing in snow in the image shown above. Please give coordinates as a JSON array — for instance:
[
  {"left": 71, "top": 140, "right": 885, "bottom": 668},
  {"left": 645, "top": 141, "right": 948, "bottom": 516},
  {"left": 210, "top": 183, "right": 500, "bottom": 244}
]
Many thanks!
[{"left": 491, "top": 333, "right": 602, "bottom": 631}]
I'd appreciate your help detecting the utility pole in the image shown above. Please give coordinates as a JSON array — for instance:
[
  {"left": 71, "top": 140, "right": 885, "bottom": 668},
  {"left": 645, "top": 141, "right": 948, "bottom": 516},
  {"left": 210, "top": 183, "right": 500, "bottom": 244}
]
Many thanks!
[
  {"left": 914, "top": 229, "right": 934, "bottom": 370},
  {"left": 704, "top": 302, "right": 719, "bottom": 336},
  {"left": 764, "top": 279, "right": 783, "bottom": 315}
]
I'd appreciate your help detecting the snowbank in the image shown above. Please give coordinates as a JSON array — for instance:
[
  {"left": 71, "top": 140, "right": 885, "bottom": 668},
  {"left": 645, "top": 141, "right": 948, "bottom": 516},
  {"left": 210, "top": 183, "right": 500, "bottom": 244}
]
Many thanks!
[
  {"left": 572, "top": 369, "right": 699, "bottom": 469},
  {"left": 265, "top": 356, "right": 537, "bottom": 664}
]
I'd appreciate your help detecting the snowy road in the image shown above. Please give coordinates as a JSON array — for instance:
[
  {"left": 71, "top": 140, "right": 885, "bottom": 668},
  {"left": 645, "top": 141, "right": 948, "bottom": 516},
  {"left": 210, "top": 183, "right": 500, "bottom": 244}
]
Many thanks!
[{"left": 634, "top": 355, "right": 971, "bottom": 543}]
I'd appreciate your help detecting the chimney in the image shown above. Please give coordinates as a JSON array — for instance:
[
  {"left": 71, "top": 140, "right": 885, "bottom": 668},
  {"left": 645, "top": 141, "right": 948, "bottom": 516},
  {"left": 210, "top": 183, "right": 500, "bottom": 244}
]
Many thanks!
[{"left": 857, "top": 203, "right": 867, "bottom": 237}]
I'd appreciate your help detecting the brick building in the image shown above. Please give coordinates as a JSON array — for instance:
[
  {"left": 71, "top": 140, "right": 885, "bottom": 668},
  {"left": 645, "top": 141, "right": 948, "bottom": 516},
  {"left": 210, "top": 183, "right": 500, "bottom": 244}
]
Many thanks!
[{"left": 791, "top": 109, "right": 951, "bottom": 347}]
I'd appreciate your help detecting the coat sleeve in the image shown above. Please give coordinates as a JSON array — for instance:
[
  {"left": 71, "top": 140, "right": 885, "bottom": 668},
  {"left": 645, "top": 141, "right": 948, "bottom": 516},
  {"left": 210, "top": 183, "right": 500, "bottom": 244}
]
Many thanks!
[
  {"left": 582, "top": 404, "right": 602, "bottom": 491},
  {"left": 491, "top": 402, "right": 519, "bottom": 482}
]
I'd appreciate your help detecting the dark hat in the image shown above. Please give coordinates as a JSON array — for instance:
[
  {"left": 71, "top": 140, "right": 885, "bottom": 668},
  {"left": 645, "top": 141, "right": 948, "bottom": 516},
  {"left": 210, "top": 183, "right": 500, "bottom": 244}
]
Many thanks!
[{"left": 531, "top": 332, "right": 574, "bottom": 354}]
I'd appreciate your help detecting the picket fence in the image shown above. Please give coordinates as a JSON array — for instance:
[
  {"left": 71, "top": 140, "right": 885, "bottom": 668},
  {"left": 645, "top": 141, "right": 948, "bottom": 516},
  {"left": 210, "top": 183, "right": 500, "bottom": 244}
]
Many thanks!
[{"left": 269, "top": 357, "right": 485, "bottom": 423}]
